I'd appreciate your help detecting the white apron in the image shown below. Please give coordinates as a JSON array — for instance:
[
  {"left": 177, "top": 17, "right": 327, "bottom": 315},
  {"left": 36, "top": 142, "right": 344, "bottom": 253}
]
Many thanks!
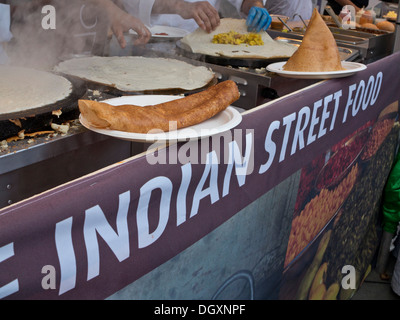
[{"left": 122, "top": 0, "right": 262, "bottom": 32}]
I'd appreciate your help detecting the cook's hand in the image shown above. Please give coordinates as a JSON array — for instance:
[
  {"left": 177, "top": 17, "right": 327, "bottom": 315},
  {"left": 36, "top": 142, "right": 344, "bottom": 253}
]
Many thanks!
[
  {"left": 177, "top": 1, "right": 220, "bottom": 33},
  {"left": 111, "top": 13, "right": 151, "bottom": 48},
  {"left": 246, "top": 7, "right": 271, "bottom": 32},
  {"left": 92, "top": 0, "right": 151, "bottom": 48}
]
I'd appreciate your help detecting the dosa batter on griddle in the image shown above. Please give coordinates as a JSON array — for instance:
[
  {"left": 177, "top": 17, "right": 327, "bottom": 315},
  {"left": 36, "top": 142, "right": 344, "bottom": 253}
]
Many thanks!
[
  {"left": 55, "top": 56, "right": 215, "bottom": 92},
  {"left": 181, "top": 18, "right": 297, "bottom": 59},
  {"left": 0, "top": 66, "right": 72, "bottom": 115}
]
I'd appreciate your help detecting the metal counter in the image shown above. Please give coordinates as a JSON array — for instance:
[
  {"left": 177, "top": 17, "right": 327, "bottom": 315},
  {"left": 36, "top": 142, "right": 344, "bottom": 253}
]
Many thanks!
[
  {"left": 0, "top": 123, "right": 138, "bottom": 207},
  {"left": 0, "top": 27, "right": 389, "bottom": 210}
]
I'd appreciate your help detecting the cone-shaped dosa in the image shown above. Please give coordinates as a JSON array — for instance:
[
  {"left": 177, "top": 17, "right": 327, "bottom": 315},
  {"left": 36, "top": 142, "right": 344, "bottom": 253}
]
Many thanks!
[{"left": 283, "top": 8, "right": 344, "bottom": 72}]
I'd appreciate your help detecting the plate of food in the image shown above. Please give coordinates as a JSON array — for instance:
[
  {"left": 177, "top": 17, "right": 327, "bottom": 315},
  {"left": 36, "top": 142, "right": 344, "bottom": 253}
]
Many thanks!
[
  {"left": 78, "top": 80, "right": 242, "bottom": 142},
  {"left": 267, "top": 9, "right": 367, "bottom": 79}
]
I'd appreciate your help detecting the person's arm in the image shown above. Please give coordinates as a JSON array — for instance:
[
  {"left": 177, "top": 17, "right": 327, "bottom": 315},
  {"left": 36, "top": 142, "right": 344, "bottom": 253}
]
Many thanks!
[
  {"left": 331, "top": 0, "right": 362, "bottom": 12},
  {"left": 87, "top": 0, "right": 151, "bottom": 48},
  {"left": 240, "top": 0, "right": 264, "bottom": 15},
  {"left": 152, "top": 0, "right": 220, "bottom": 33},
  {"left": 241, "top": 0, "right": 271, "bottom": 32}
]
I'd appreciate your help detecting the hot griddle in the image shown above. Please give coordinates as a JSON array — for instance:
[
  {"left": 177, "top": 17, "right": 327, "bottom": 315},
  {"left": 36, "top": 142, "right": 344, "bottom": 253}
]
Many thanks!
[
  {"left": 54, "top": 54, "right": 220, "bottom": 97},
  {"left": 0, "top": 75, "right": 86, "bottom": 141},
  {"left": 58, "top": 72, "right": 218, "bottom": 97},
  {"left": 0, "top": 60, "right": 219, "bottom": 141}
]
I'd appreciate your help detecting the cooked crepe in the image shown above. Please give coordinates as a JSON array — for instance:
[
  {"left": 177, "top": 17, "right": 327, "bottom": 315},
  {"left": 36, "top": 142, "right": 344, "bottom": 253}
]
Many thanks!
[
  {"left": 180, "top": 18, "right": 297, "bottom": 59},
  {"left": 283, "top": 9, "right": 344, "bottom": 72},
  {"left": 79, "top": 80, "right": 239, "bottom": 133},
  {"left": 55, "top": 56, "right": 215, "bottom": 92},
  {"left": 0, "top": 66, "right": 72, "bottom": 115}
]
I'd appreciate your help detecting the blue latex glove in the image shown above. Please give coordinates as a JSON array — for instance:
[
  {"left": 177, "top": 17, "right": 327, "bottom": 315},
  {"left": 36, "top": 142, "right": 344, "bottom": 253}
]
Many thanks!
[{"left": 246, "top": 7, "right": 272, "bottom": 32}]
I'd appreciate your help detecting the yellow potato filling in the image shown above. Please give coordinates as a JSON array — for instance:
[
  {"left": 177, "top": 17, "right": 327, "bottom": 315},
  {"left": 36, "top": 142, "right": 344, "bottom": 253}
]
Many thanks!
[
  {"left": 212, "top": 31, "right": 264, "bottom": 46},
  {"left": 386, "top": 11, "right": 397, "bottom": 19}
]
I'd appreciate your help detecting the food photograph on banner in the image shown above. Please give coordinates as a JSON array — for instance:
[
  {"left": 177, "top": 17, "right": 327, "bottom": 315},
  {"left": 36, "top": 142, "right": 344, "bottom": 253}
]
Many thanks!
[{"left": 0, "top": 0, "right": 400, "bottom": 303}]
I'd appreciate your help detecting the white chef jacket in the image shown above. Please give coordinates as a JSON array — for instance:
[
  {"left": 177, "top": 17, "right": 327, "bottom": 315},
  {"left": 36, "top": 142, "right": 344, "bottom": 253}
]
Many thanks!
[
  {"left": 265, "top": 0, "right": 313, "bottom": 21},
  {"left": 0, "top": 4, "right": 12, "bottom": 65},
  {"left": 123, "top": 0, "right": 264, "bottom": 32}
]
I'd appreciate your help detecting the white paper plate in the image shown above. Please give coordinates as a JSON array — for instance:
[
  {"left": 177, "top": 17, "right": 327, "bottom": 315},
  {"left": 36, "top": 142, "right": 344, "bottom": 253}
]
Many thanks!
[
  {"left": 129, "top": 25, "right": 189, "bottom": 39},
  {"left": 266, "top": 61, "right": 367, "bottom": 79},
  {"left": 79, "top": 95, "right": 242, "bottom": 142}
]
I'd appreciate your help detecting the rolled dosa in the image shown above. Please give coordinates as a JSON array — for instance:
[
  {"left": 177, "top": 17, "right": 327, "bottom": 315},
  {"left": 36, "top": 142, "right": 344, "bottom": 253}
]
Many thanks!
[{"left": 79, "top": 80, "right": 240, "bottom": 134}]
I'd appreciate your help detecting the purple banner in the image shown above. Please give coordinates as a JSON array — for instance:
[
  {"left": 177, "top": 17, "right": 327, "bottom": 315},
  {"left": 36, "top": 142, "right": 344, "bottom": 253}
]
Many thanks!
[{"left": 1, "top": 52, "right": 400, "bottom": 300}]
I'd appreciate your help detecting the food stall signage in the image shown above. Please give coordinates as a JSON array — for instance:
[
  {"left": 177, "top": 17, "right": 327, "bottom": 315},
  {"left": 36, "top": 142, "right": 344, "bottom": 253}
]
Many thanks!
[{"left": 0, "top": 53, "right": 399, "bottom": 300}]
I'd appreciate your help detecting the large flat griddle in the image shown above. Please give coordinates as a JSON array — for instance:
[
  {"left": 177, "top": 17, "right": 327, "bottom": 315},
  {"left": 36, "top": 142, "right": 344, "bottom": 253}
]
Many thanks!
[
  {"left": 59, "top": 71, "right": 218, "bottom": 97},
  {"left": 0, "top": 74, "right": 86, "bottom": 141},
  {"left": 54, "top": 56, "right": 217, "bottom": 98},
  {"left": 0, "top": 81, "right": 85, "bottom": 122},
  {"left": 176, "top": 37, "right": 359, "bottom": 68}
]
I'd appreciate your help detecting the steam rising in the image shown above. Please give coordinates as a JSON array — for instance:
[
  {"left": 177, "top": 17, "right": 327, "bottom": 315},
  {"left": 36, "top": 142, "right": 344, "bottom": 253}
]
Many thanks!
[{"left": 7, "top": 0, "right": 109, "bottom": 70}]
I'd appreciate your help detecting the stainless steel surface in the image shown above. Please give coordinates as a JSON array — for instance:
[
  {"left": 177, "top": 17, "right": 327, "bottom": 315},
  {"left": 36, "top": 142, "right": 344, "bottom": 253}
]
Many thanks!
[
  {"left": 1, "top": 124, "right": 103, "bottom": 175},
  {"left": 330, "top": 27, "right": 395, "bottom": 62},
  {"left": 268, "top": 25, "right": 395, "bottom": 63},
  {"left": 292, "top": 14, "right": 308, "bottom": 29},
  {"left": 328, "top": 32, "right": 368, "bottom": 45},
  {"left": 275, "top": 37, "right": 360, "bottom": 61},
  {"left": 325, "top": 5, "right": 343, "bottom": 28},
  {"left": 328, "top": 27, "right": 372, "bottom": 61},
  {"left": 0, "top": 124, "right": 137, "bottom": 208},
  {"left": 278, "top": 16, "right": 293, "bottom": 32}
]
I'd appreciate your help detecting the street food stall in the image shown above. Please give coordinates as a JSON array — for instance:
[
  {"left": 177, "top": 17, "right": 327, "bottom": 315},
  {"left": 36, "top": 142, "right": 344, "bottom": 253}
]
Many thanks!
[{"left": 0, "top": 0, "right": 400, "bottom": 300}]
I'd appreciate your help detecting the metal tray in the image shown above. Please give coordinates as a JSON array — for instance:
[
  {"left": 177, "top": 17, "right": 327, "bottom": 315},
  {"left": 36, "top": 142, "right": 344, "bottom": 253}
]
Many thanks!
[
  {"left": 274, "top": 37, "right": 360, "bottom": 61},
  {"left": 329, "top": 26, "right": 395, "bottom": 62}
]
